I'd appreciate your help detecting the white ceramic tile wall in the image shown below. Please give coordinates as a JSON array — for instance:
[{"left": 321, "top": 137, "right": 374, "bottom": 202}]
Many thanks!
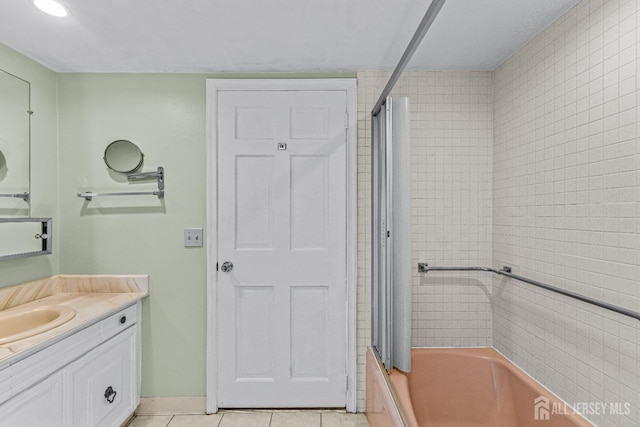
[
  {"left": 492, "top": 0, "right": 639, "bottom": 425},
  {"left": 394, "top": 72, "right": 494, "bottom": 348},
  {"left": 356, "top": 71, "right": 493, "bottom": 409}
]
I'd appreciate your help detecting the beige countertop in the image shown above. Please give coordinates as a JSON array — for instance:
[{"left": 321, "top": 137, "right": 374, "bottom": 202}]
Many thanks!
[{"left": 0, "top": 275, "right": 148, "bottom": 368}]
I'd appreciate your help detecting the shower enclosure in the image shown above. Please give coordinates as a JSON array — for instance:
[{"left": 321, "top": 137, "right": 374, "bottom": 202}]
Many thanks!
[
  {"left": 368, "top": 0, "right": 639, "bottom": 426},
  {"left": 370, "top": 97, "right": 412, "bottom": 373}
]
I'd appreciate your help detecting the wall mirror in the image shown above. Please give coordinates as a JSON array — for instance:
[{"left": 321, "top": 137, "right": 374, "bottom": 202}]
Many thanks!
[
  {"left": 0, "top": 218, "right": 51, "bottom": 261},
  {"left": 0, "top": 69, "right": 30, "bottom": 217},
  {"left": 104, "top": 139, "right": 144, "bottom": 173}
]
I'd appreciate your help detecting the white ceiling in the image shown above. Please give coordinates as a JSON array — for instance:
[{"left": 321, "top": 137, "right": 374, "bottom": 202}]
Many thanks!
[{"left": 0, "top": 0, "right": 579, "bottom": 73}]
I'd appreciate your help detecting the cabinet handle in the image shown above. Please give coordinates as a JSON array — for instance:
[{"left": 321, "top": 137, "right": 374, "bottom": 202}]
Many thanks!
[
  {"left": 120, "top": 316, "right": 127, "bottom": 324},
  {"left": 104, "top": 386, "right": 117, "bottom": 403}
]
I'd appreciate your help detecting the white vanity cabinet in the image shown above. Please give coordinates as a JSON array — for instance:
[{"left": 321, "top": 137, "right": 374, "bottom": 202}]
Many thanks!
[
  {"left": 0, "top": 302, "right": 141, "bottom": 427},
  {"left": 0, "top": 371, "right": 64, "bottom": 427},
  {"left": 66, "top": 327, "right": 137, "bottom": 426}
]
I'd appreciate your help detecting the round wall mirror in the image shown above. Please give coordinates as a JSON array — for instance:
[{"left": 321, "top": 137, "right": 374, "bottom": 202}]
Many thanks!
[{"left": 103, "top": 140, "right": 144, "bottom": 173}]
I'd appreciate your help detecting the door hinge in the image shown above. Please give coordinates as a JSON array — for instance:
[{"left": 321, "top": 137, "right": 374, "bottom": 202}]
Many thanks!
[
  {"left": 216, "top": 262, "right": 219, "bottom": 271},
  {"left": 345, "top": 111, "right": 349, "bottom": 130},
  {"left": 345, "top": 375, "right": 349, "bottom": 390}
]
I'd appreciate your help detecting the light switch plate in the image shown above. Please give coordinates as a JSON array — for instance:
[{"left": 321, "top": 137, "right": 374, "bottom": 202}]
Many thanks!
[{"left": 184, "top": 228, "right": 203, "bottom": 247}]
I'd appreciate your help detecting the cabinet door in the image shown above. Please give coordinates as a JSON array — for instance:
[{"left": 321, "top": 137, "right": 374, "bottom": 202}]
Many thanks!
[
  {"left": 67, "top": 327, "right": 138, "bottom": 427},
  {"left": 0, "top": 371, "right": 64, "bottom": 427}
]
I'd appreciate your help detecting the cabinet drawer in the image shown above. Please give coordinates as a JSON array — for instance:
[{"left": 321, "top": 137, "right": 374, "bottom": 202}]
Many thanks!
[
  {"left": 66, "top": 327, "right": 138, "bottom": 427},
  {"left": 101, "top": 304, "right": 138, "bottom": 342}
]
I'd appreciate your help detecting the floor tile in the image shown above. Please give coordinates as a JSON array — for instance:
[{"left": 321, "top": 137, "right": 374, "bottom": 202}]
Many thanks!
[
  {"left": 168, "top": 414, "right": 223, "bottom": 427},
  {"left": 218, "top": 412, "right": 272, "bottom": 427},
  {"left": 127, "top": 415, "right": 173, "bottom": 427},
  {"left": 321, "top": 412, "right": 369, "bottom": 427},
  {"left": 270, "top": 411, "right": 321, "bottom": 427}
]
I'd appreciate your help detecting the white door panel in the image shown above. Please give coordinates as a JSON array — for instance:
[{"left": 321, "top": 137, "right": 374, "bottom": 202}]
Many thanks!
[{"left": 217, "top": 90, "right": 347, "bottom": 407}]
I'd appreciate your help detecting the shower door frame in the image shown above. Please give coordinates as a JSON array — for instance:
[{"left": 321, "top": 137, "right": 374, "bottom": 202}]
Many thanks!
[
  {"left": 371, "top": 96, "right": 412, "bottom": 373},
  {"left": 205, "top": 78, "right": 358, "bottom": 413},
  {"left": 371, "top": 101, "right": 392, "bottom": 368}
]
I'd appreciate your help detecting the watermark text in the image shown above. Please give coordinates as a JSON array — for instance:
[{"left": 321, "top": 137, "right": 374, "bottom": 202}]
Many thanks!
[{"left": 534, "top": 396, "right": 631, "bottom": 421}]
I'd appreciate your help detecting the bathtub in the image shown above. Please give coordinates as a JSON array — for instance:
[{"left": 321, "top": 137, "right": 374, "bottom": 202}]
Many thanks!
[{"left": 366, "top": 348, "right": 593, "bottom": 427}]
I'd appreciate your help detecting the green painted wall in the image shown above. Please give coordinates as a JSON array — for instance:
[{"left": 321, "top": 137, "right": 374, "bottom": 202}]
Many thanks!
[
  {"left": 57, "top": 74, "right": 208, "bottom": 397},
  {"left": 56, "top": 72, "right": 355, "bottom": 397},
  {"left": 0, "top": 43, "right": 59, "bottom": 287}
]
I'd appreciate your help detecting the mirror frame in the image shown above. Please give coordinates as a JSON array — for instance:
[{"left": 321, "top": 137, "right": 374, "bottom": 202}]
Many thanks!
[
  {"left": 103, "top": 139, "right": 144, "bottom": 173},
  {"left": 0, "top": 217, "right": 52, "bottom": 261},
  {"left": 0, "top": 69, "right": 31, "bottom": 217}
]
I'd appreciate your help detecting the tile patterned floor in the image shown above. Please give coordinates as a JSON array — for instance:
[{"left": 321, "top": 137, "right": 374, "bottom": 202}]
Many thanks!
[{"left": 126, "top": 410, "right": 369, "bottom": 427}]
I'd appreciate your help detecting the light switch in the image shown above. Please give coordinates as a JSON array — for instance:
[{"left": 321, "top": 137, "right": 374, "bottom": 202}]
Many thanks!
[{"left": 184, "top": 228, "right": 203, "bottom": 247}]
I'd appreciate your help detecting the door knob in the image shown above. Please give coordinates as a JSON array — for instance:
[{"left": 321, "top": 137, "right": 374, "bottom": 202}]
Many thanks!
[{"left": 220, "top": 261, "right": 234, "bottom": 273}]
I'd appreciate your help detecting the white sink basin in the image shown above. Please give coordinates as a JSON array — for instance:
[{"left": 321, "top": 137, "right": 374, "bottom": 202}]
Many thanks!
[{"left": 0, "top": 305, "right": 76, "bottom": 345}]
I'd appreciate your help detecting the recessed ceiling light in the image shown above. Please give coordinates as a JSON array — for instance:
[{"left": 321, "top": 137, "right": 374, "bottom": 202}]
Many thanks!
[{"left": 33, "top": 0, "right": 68, "bottom": 17}]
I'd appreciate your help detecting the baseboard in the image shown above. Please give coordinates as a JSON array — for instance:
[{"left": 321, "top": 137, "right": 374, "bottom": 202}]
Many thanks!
[{"left": 136, "top": 397, "right": 207, "bottom": 415}]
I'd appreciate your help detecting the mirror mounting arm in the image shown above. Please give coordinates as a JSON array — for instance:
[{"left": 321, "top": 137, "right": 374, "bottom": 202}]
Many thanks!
[{"left": 128, "top": 166, "right": 164, "bottom": 191}]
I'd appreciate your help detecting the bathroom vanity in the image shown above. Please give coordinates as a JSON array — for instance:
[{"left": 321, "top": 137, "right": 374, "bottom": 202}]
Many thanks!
[{"left": 0, "top": 275, "right": 148, "bottom": 427}]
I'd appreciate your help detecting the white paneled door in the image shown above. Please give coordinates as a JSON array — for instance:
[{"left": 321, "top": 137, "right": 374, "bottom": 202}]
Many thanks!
[{"left": 216, "top": 89, "right": 348, "bottom": 407}]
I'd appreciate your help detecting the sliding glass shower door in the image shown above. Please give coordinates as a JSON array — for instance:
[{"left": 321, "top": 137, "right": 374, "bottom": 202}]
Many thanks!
[{"left": 371, "top": 96, "right": 412, "bottom": 372}]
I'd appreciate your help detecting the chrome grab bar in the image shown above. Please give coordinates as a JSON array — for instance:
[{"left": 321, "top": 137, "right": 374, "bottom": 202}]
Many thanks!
[
  {"left": 418, "top": 263, "right": 640, "bottom": 321},
  {"left": 418, "top": 263, "right": 502, "bottom": 274}
]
